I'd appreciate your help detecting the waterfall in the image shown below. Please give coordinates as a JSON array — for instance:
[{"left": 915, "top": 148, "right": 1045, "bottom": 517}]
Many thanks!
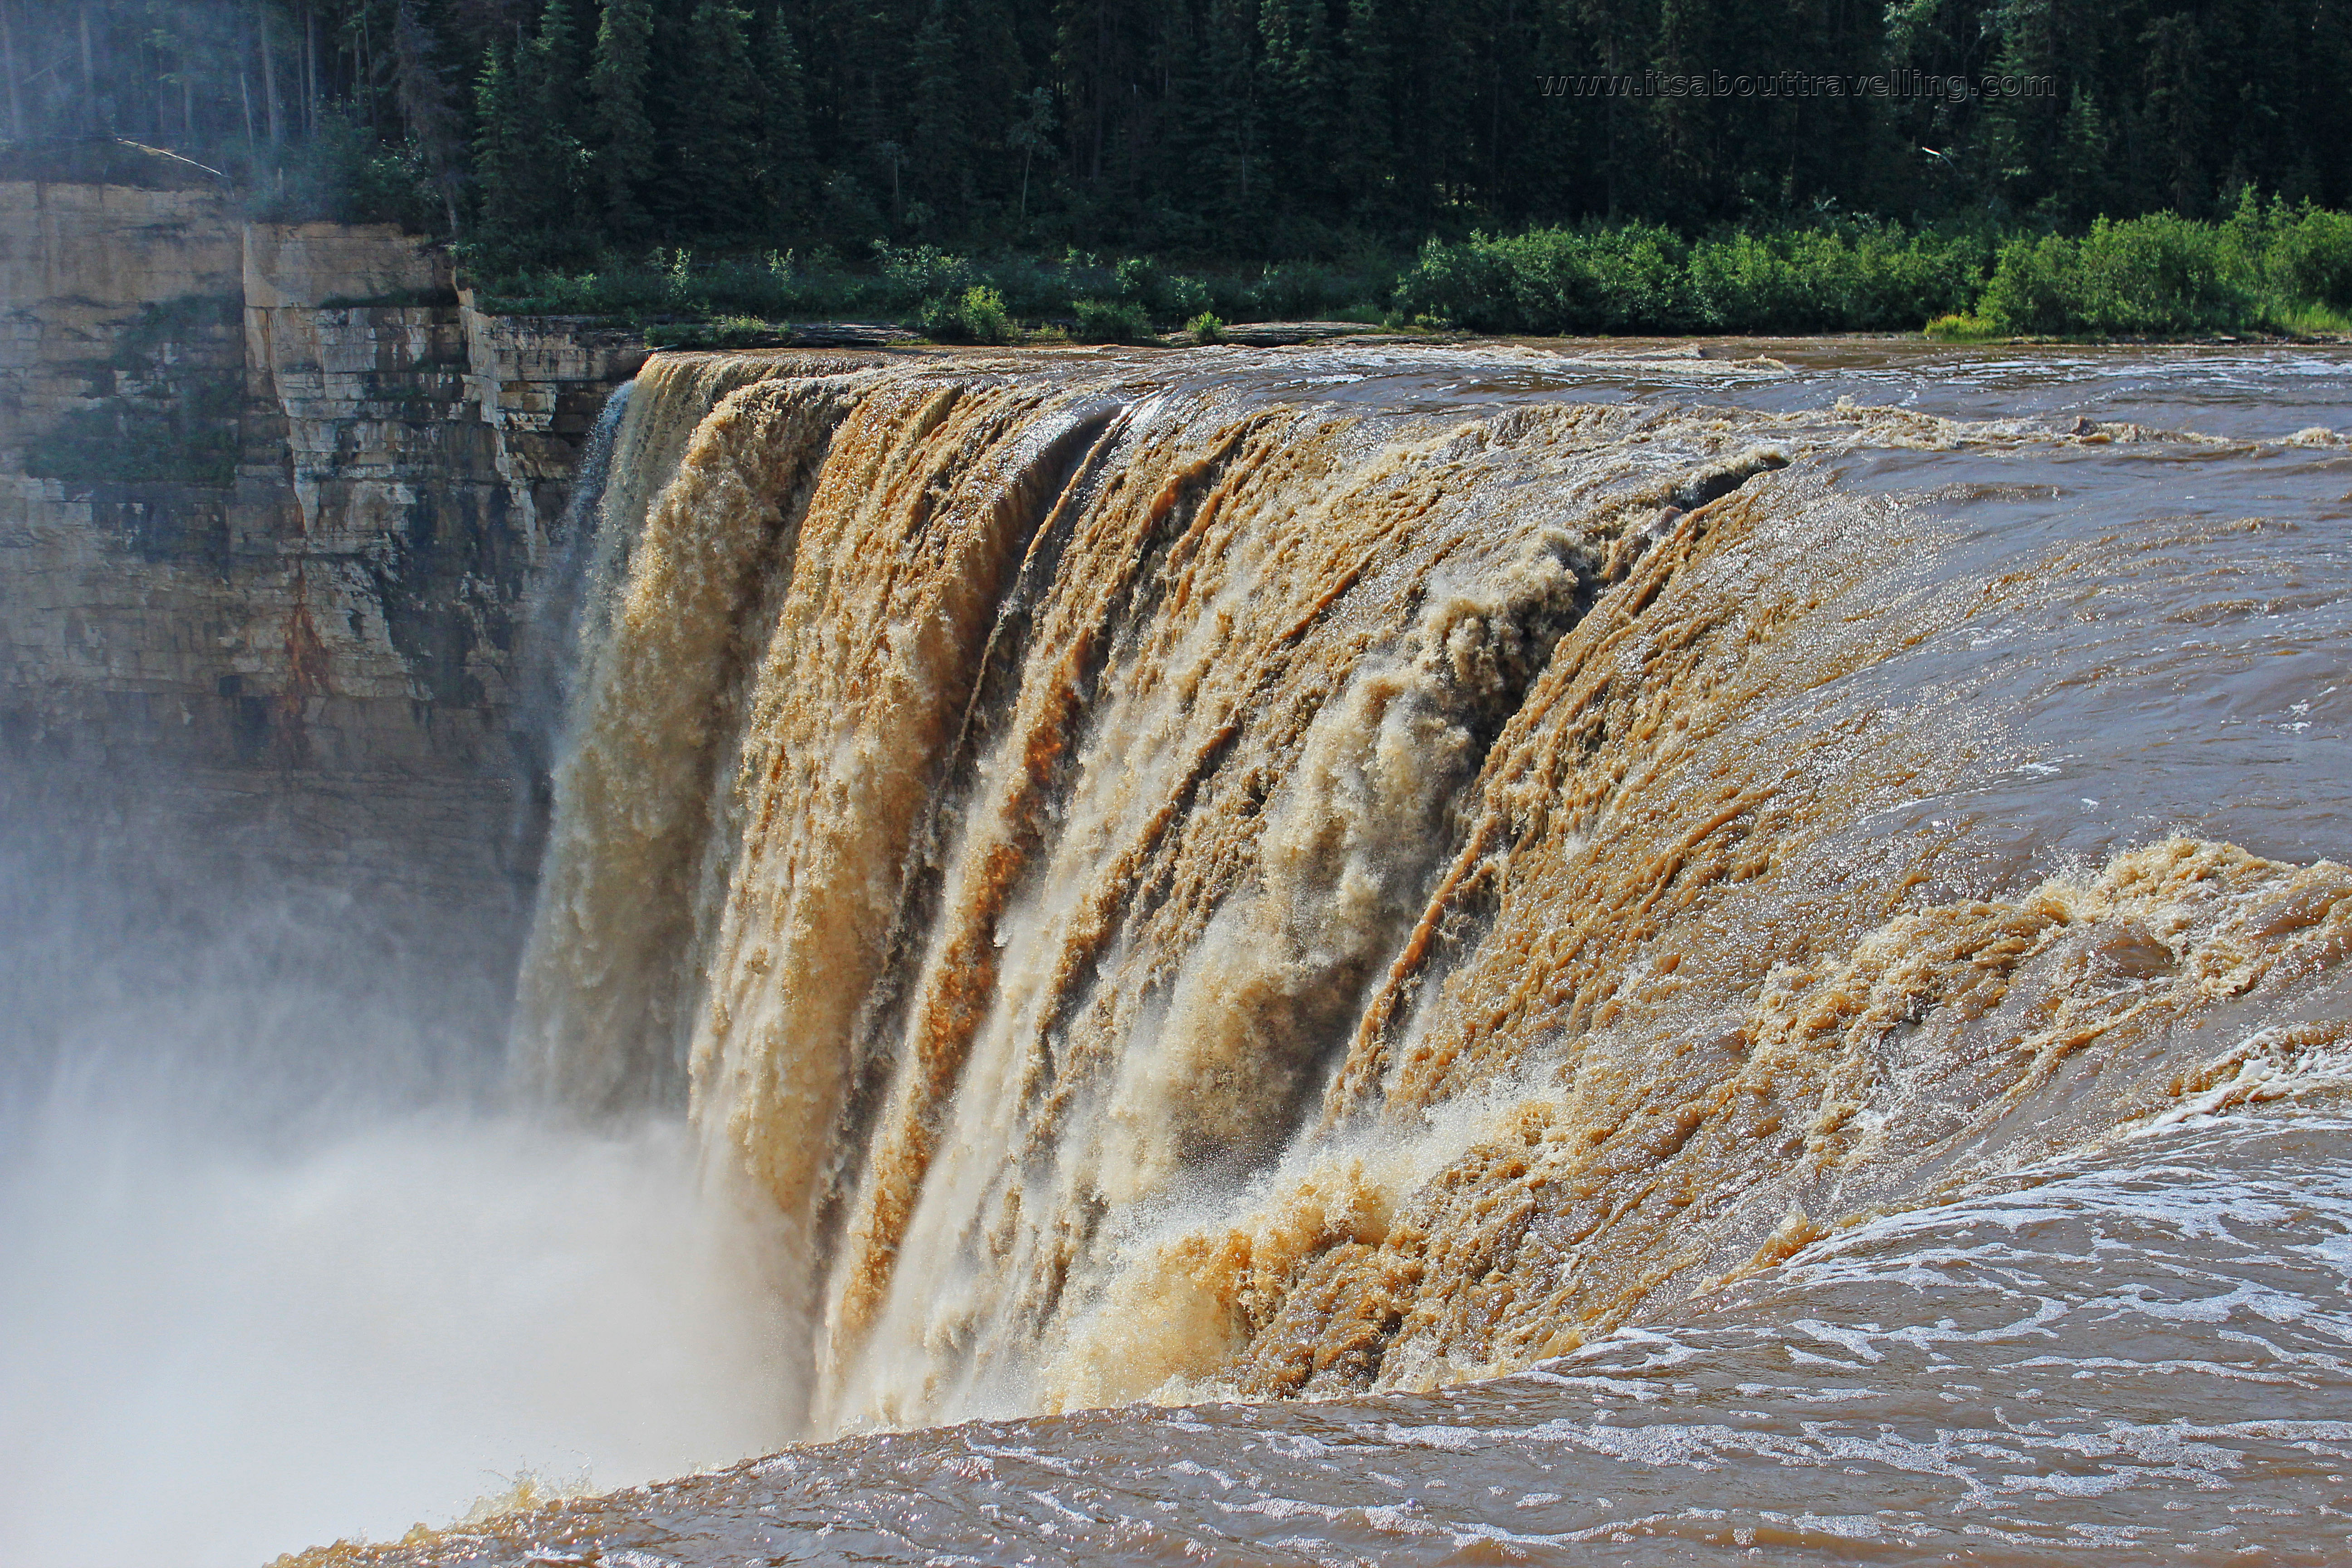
[{"left": 514, "top": 349, "right": 2352, "bottom": 1438}]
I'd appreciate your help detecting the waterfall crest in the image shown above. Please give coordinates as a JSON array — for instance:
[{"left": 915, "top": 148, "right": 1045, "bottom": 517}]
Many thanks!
[{"left": 516, "top": 349, "right": 2352, "bottom": 1436}]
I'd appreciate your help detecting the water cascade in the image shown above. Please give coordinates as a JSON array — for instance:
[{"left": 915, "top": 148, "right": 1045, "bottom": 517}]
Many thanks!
[{"left": 515, "top": 345, "right": 2352, "bottom": 1446}]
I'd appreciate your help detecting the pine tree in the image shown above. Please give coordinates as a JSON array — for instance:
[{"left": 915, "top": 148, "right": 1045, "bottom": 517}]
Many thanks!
[
  {"left": 1336, "top": 0, "right": 1395, "bottom": 225},
  {"left": 532, "top": 0, "right": 589, "bottom": 155},
  {"left": 591, "top": 0, "right": 656, "bottom": 235},
  {"left": 756, "top": 6, "right": 815, "bottom": 230},
  {"left": 472, "top": 39, "right": 519, "bottom": 235},
  {"left": 2050, "top": 87, "right": 2116, "bottom": 223},
  {"left": 1196, "top": 0, "right": 1262, "bottom": 225},
  {"left": 669, "top": 0, "right": 764, "bottom": 234},
  {"left": 1257, "top": 0, "right": 1338, "bottom": 220},
  {"left": 908, "top": 0, "right": 970, "bottom": 224},
  {"left": 1007, "top": 85, "right": 1058, "bottom": 227},
  {"left": 2144, "top": 13, "right": 2219, "bottom": 213},
  {"left": 391, "top": 0, "right": 465, "bottom": 232},
  {"left": 1979, "top": 0, "right": 2059, "bottom": 215}
]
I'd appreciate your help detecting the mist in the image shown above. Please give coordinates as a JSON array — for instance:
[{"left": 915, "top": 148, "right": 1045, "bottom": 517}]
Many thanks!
[{"left": 0, "top": 806, "right": 796, "bottom": 1568}]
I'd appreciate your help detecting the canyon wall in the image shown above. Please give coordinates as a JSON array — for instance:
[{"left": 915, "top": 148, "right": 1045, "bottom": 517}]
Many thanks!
[{"left": 0, "top": 158, "right": 642, "bottom": 928}]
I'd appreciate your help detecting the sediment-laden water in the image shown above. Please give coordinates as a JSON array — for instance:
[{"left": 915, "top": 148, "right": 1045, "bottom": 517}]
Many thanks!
[
  {"left": 12, "top": 341, "right": 2347, "bottom": 1566},
  {"left": 439, "top": 341, "right": 2352, "bottom": 1562}
]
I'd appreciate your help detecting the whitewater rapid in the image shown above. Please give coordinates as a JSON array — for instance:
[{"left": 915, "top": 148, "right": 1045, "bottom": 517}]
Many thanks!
[
  {"left": 15, "top": 339, "right": 2347, "bottom": 1568},
  {"left": 510, "top": 340, "right": 2352, "bottom": 1457}
]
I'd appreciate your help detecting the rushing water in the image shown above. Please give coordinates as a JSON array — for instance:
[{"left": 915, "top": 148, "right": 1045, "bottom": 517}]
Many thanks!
[
  {"left": 433, "top": 339, "right": 2352, "bottom": 1563},
  {"left": 330, "top": 1110, "right": 2352, "bottom": 1565},
  {"left": 6, "top": 341, "right": 2348, "bottom": 1566}
]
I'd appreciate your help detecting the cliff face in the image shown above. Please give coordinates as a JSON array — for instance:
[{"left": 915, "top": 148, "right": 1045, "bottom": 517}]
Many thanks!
[{"left": 0, "top": 172, "right": 641, "bottom": 922}]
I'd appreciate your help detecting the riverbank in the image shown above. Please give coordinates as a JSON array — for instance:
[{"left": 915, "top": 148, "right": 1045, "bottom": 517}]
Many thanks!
[{"left": 474, "top": 200, "right": 2352, "bottom": 349}]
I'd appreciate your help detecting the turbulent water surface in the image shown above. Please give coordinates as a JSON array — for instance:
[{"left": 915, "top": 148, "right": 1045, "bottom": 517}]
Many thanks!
[
  {"left": 9, "top": 340, "right": 2350, "bottom": 1566},
  {"left": 438, "top": 339, "right": 2352, "bottom": 1563}
]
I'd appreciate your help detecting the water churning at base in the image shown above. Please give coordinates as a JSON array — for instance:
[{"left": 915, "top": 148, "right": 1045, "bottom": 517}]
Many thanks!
[{"left": 514, "top": 346, "right": 2352, "bottom": 1441}]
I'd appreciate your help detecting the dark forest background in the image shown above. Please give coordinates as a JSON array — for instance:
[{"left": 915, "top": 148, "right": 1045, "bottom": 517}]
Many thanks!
[{"left": 5, "top": 0, "right": 2347, "bottom": 268}]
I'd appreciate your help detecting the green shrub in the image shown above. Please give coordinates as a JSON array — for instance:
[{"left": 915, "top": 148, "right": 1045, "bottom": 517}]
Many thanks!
[
  {"left": 1976, "top": 214, "right": 2263, "bottom": 335},
  {"left": 1922, "top": 312, "right": 2002, "bottom": 341},
  {"left": 2266, "top": 207, "right": 2352, "bottom": 309},
  {"left": 1396, "top": 224, "right": 1696, "bottom": 333},
  {"left": 643, "top": 315, "right": 790, "bottom": 348},
  {"left": 875, "top": 243, "right": 978, "bottom": 310},
  {"left": 1396, "top": 223, "right": 1990, "bottom": 336},
  {"left": 1186, "top": 311, "right": 1225, "bottom": 343},
  {"left": 463, "top": 206, "right": 2351, "bottom": 345},
  {"left": 1073, "top": 297, "right": 1153, "bottom": 343},
  {"left": 1240, "top": 260, "right": 1374, "bottom": 321},
  {"left": 920, "top": 285, "right": 1017, "bottom": 343}
]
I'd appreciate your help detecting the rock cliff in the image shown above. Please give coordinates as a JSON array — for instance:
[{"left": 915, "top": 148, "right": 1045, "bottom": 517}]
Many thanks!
[{"left": 0, "top": 157, "right": 642, "bottom": 937}]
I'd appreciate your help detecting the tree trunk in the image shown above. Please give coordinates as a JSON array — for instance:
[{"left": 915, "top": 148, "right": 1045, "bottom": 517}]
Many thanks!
[
  {"left": 258, "top": 0, "right": 283, "bottom": 144},
  {"left": 78, "top": 5, "right": 98, "bottom": 132},
  {"left": 1, "top": 4, "right": 23, "bottom": 141}
]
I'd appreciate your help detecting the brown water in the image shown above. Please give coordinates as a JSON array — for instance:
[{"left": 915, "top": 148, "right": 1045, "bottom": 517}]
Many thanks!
[{"left": 394, "top": 340, "right": 2348, "bottom": 1564}]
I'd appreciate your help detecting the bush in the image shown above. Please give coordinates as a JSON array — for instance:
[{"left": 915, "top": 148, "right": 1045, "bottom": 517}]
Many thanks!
[
  {"left": 1073, "top": 297, "right": 1153, "bottom": 342},
  {"left": 643, "top": 314, "right": 792, "bottom": 349},
  {"left": 920, "top": 285, "right": 1017, "bottom": 343},
  {"left": 875, "top": 243, "right": 978, "bottom": 311},
  {"left": 462, "top": 204, "right": 2351, "bottom": 344},
  {"left": 1393, "top": 223, "right": 1988, "bottom": 335},
  {"left": 1186, "top": 311, "right": 1225, "bottom": 343},
  {"left": 1399, "top": 226, "right": 1639, "bottom": 332},
  {"left": 2264, "top": 207, "right": 2352, "bottom": 309},
  {"left": 1686, "top": 227, "right": 1985, "bottom": 333},
  {"left": 1976, "top": 215, "right": 2253, "bottom": 335}
]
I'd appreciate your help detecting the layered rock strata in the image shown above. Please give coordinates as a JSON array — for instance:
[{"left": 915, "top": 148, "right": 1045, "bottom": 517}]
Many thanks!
[{"left": 0, "top": 164, "right": 642, "bottom": 926}]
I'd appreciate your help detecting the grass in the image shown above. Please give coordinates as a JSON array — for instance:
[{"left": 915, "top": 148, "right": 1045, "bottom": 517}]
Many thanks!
[{"left": 1921, "top": 313, "right": 2006, "bottom": 342}]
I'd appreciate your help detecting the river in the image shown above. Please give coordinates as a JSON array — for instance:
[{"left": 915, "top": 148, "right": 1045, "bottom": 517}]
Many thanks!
[{"left": 3, "top": 340, "right": 2347, "bottom": 1565}]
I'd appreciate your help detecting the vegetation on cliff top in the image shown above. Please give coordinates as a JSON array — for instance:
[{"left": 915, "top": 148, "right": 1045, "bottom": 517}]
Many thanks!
[
  {"left": 6, "top": 0, "right": 2352, "bottom": 339},
  {"left": 475, "top": 199, "right": 2352, "bottom": 343}
]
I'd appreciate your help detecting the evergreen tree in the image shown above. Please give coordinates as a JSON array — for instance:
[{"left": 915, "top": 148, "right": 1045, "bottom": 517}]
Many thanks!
[
  {"left": 53, "top": 0, "right": 2350, "bottom": 270},
  {"left": 475, "top": 0, "right": 596, "bottom": 255},
  {"left": 471, "top": 39, "right": 519, "bottom": 234},
  {"left": 1006, "top": 85, "right": 1058, "bottom": 228},
  {"left": 756, "top": 5, "right": 815, "bottom": 230},
  {"left": 1194, "top": 0, "right": 1263, "bottom": 228},
  {"left": 1257, "top": 0, "right": 1339, "bottom": 220},
  {"left": 667, "top": 0, "right": 764, "bottom": 234},
  {"left": 1336, "top": 0, "right": 1396, "bottom": 224},
  {"left": 908, "top": 0, "right": 970, "bottom": 224},
  {"left": 590, "top": 0, "right": 655, "bottom": 234},
  {"left": 2050, "top": 87, "right": 2117, "bottom": 222},
  {"left": 2137, "top": 13, "right": 2214, "bottom": 214}
]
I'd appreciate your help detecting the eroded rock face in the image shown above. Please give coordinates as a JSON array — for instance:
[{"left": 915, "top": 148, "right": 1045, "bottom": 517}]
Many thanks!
[{"left": 0, "top": 178, "right": 640, "bottom": 942}]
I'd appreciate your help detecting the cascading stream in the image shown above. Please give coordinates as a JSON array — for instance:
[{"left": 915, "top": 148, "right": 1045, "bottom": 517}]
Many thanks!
[{"left": 514, "top": 345, "right": 2352, "bottom": 1442}]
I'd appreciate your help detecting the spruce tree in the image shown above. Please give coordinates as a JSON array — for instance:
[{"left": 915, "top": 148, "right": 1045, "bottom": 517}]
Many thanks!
[
  {"left": 1257, "top": 0, "right": 1338, "bottom": 220},
  {"left": 908, "top": 0, "right": 970, "bottom": 223},
  {"left": 1196, "top": 0, "right": 1262, "bottom": 226},
  {"left": 757, "top": 6, "right": 815, "bottom": 231},
  {"left": 591, "top": 0, "right": 656, "bottom": 235},
  {"left": 1337, "top": 0, "right": 1394, "bottom": 225},
  {"left": 671, "top": 0, "right": 764, "bottom": 234},
  {"left": 472, "top": 40, "right": 519, "bottom": 241}
]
